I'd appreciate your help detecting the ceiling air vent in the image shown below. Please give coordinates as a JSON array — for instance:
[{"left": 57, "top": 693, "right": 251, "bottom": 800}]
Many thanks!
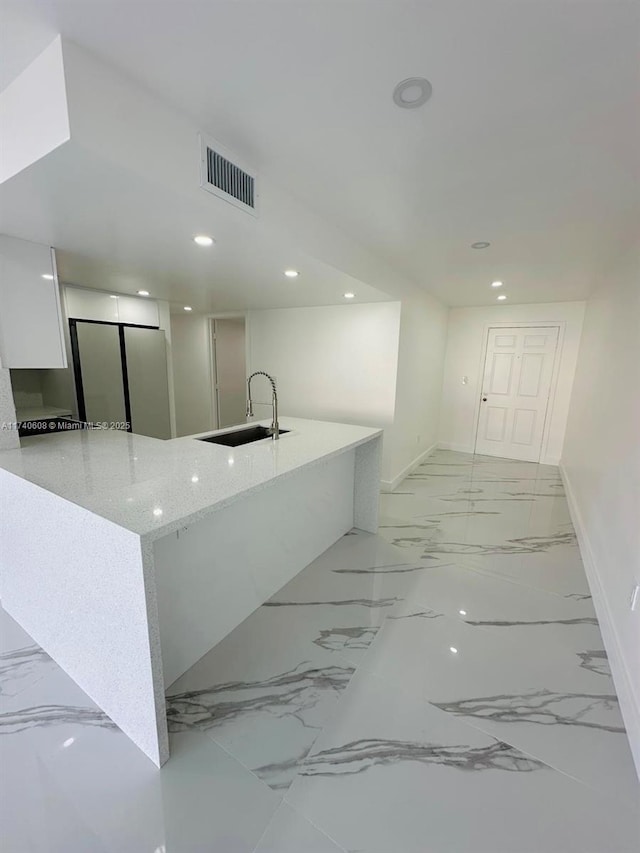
[{"left": 199, "top": 134, "right": 258, "bottom": 216}]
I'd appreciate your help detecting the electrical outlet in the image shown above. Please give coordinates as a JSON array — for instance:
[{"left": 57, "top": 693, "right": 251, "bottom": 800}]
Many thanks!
[{"left": 630, "top": 584, "right": 640, "bottom": 611}]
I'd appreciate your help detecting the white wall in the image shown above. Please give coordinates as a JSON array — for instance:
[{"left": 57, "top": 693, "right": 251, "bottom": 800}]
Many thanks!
[
  {"left": 9, "top": 369, "right": 45, "bottom": 410},
  {"left": 170, "top": 313, "right": 215, "bottom": 437},
  {"left": 387, "top": 291, "right": 449, "bottom": 487},
  {"left": 246, "top": 303, "right": 401, "bottom": 477},
  {"left": 439, "top": 301, "right": 585, "bottom": 464},
  {"left": 561, "top": 249, "right": 640, "bottom": 778}
]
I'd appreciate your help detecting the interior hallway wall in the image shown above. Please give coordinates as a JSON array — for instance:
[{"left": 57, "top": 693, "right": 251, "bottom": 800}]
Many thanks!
[
  {"left": 561, "top": 248, "right": 640, "bottom": 778},
  {"left": 438, "top": 301, "right": 586, "bottom": 465},
  {"left": 386, "top": 291, "right": 449, "bottom": 488},
  {"left": 246, "top": 302, "right": 401, "bottom": 480},
  {"left": 170, "top": 313, "right": 215, "bottom": 437}
]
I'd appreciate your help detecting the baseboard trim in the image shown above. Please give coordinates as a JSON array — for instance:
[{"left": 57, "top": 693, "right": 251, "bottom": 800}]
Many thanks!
[
  {"left": 560, "top": 463, "right": 640, "bottom": 781},
  {"left": 381, "top": 443, "right": 438, "bottom": 492},
  {"left": 438, "top": 442, "right": 561, "bottom": 467},
  {"left": 541, "top": 455, "right": 560, "bottom": 466},
  {"left": 436, "top": 441, "right": 474, "bottom": 454}
]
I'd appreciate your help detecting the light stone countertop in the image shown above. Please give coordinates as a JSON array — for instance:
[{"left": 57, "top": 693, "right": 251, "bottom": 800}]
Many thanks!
[
  {"left": 0, "top": 418, "right": 382, "bottom": 541},
  {"left": 15, "top": 405, "right": 74, "bottom": 421}
]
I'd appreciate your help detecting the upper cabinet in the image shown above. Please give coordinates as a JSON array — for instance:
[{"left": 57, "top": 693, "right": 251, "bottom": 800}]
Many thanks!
[
  {"left": 65, "top": 288, "right": 159, "bottom": 327},
  {"left": 64, "top": 287, "right": 119, "bottom": 323},
  {"left": 0, "top": 235, "right": 67, "bottom": 369},
  {"left": 116, "top": 295, "right": 159, "bottom": 327}
]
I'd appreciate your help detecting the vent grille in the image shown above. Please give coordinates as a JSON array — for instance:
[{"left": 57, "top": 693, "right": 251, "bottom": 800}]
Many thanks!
[
  {"left": 207, "top": 149, "right": 255, "bottom": 209},
  {"left": 199, "top": 135, "right": 257, "bottom": 215}
]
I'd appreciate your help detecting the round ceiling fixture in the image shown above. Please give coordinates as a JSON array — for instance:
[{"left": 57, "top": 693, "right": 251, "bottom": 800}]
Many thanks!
[
  {"left": 193, "top": 235, "right": 214, "bottom": 247},
  {"left": 344, "top": 292, "right": 355, "bottom": 299},
  {"left": 284, "top": 270, "right": 299, "bottom": 278},
  {"left": 497, "top": 294, "right": 507, "bottom": 301},
  {"left": 393, "top": 77, "right": 432, "bottom": 109},
  {"left": 471, "top": 242, "right": 490, "bottom": 249},
  {"left": 41, "top": 273, "right": 54, "bottom": 280},
  {"left": 491, "top": 281, "right": 503, "bottom": 288},
  {"left": 137, "top": 289, "right": 150, "bottom": 296},
  {"left": 183, "top": 305, "right": 193, "bottom": 311}
]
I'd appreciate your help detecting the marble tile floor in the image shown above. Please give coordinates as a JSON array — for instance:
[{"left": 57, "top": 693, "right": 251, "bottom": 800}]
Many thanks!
[{"left": 1, "top": 448, "right": 638, "bottom": 852}]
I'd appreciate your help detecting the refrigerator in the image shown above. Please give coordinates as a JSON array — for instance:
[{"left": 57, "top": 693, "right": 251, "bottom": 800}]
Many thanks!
[{"left": 69, "top": 319, "right": 172, "bottom": 439}]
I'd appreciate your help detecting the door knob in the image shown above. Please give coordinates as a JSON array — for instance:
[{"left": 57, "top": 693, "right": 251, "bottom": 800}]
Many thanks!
[{"left": 482, "top": 397, "right": 487, "bottom": 402}]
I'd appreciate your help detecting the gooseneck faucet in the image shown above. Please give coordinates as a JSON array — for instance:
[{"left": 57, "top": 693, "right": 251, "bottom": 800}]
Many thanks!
[{"left": 246, "top": 371, "right": 280, "bottom": 439}]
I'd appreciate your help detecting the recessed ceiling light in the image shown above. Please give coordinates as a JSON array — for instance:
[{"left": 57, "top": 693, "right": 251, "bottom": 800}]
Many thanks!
[
  {"left": 459, "top": 609, "right": 467, "bottom": 616},
  {"left": 41, "top": 273, "right": 54, "bottom": 280},
  {"left": 284, "top": 270, "right": 299, "bottom": 278},
  {"left": 109, "top": 295, "right": 118, "bottom": 299},
  {"left": 471, "top": 242, "right": 490, "bottom": 249},
  {"left": 449, "top": 647, "right": 459, "bottom": 654},
  {"left": 183, "top": 305, "right": 193, "bottom": 311},
  {"left": 491, "top": 281, "right": 503, "bottom": 288},
  {"left": 497, "top": 294, "right": 507, "bottom": 301},
  {"left": 137, "top": 289, "right": 150, "bottom": 296},
  {"left": 193, "top": 235, "right": 214, "bottom": 247},
  {"left": 393, "top": 77, "right": 433, "bottom": 109},
  {"left": 344, "top": 292, "right": 355, "bottom": 299}
]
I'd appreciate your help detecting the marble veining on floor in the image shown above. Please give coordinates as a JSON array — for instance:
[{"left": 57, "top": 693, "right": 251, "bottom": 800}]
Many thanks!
[{"left": 1, "top": 449, "right": 638, "bottom": 852}]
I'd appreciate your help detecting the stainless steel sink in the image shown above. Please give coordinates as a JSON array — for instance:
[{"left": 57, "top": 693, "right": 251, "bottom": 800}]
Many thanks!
[{"left": 197, "top": 425, "right": 290, "bottom": 447}]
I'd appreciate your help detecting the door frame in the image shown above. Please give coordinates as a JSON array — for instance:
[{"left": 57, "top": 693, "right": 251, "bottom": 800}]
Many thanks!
[{"left": 472, "top": 320, "right": 565, "bottom": 463}]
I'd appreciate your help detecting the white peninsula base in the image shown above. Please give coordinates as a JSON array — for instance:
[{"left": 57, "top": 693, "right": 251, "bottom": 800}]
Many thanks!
[{"left": 0, "top": 418, "right": 382, "bottom": 766}]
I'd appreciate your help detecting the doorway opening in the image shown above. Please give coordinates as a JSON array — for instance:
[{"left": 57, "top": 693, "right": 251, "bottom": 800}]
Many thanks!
[{"left": 210, "top": 317, "right": 247, "bottom": 429}]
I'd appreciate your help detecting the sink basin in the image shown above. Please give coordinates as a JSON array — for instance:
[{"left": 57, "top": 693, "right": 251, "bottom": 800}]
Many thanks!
[{"left": 198, "top": 425, "right": 290, "bottom": 447}]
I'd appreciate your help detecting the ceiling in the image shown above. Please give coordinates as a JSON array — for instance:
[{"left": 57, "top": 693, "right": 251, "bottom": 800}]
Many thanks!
[
  {"left": 0, "top": 143, "right": 388, "bottom": 312},
  {"left": 1, "top": 0, "right": 639, "bottom": 308}
]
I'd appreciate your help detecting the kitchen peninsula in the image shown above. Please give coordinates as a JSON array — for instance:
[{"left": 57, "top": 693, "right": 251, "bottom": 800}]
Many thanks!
[{"left": 0, "top": 418, "right": 382, "bottom": 766}]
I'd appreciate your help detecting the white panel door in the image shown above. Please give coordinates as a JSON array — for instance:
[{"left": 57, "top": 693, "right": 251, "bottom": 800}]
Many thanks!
[{"left": 475, "top": 326, "right": 559, "bottom": 462}]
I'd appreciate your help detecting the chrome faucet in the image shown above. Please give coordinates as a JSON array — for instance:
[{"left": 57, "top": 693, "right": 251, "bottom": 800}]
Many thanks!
[{"left": 246, "top": 371, "right": 280, "bottom": 439}]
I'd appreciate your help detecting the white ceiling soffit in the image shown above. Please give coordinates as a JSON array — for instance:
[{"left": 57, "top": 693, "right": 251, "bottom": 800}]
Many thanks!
[
  {"left": 1, "top": 0, "right": 639, "bottom": 307},
  {"left": 0, "top": 144, "right": 389, "bottom": 311},
  {"left": 0, "top": 38, "right": 392, "bottom": 311}
]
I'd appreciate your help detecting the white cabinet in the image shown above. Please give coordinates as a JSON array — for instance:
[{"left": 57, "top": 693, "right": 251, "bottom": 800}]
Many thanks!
[
  {"left": 64, "top": 288, "right": 159, "bottom": 327},
  {"left": 0, "top": 235, "right": 67, "bottom": 369},
  {"left": 116, "top": 295, "right": 159, "bottom": 327},
  {"left": 65, "top": 287, "right": 119, "bottom": 323}
]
